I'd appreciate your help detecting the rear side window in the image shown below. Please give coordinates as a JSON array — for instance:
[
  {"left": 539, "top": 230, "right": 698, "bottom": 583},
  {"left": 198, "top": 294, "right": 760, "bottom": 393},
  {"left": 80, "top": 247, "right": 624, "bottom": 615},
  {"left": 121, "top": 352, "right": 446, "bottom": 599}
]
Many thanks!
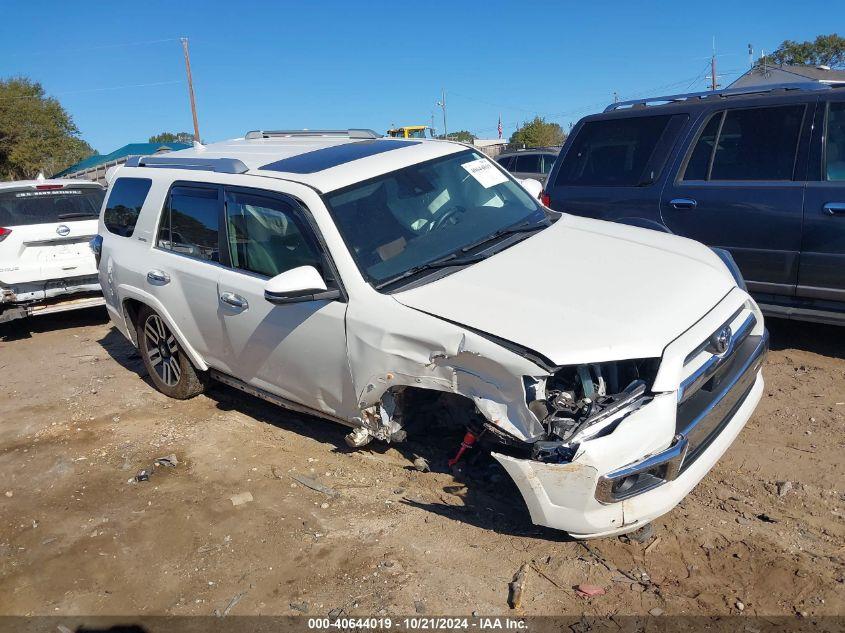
[
  {"left": 157, "top": 186, "right": 220, "bottom": 263},
  {"left": 513, "top": 154, "right": 541, "bottom": 173},
  {"left": 541, "top": 155, "right": 556, "bottom": 174},
  {"left": 684, "top": 105, "right": 805, "bottom": 181},
  {"left": 104, "top": 178, "right": 151, "bottom": 237},
  {"left": 496, "top": 156, "right": 513, "bottom": 169},
  {"left": 225, "top": 191, "right": 321, "bottom": 277},
  {"left": 825, "top": 102, "right": 845, "bottom": 181},
  {"left": 556, "top": 115, "right": 673, "bottom": 186},
  {"left": 0, "top": 186, "right": 104, "bottom": 227}
]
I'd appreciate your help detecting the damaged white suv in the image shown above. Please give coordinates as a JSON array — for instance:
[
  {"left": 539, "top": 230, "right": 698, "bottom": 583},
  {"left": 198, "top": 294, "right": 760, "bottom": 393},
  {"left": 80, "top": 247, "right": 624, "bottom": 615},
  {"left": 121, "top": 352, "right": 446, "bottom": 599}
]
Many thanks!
[{"left": 98, "top": 129, "right": 767, "bottom": 538}]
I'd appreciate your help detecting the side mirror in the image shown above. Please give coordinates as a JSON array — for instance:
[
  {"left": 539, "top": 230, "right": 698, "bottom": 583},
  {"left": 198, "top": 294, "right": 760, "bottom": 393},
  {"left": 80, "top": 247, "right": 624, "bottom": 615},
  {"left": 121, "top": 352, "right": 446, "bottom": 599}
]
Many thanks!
[
  {"left": 518, "top": 178, "right": 543, "bottom": 200},
  {"left": 264, "top": 266, "right": 341, "bottom": 304}
]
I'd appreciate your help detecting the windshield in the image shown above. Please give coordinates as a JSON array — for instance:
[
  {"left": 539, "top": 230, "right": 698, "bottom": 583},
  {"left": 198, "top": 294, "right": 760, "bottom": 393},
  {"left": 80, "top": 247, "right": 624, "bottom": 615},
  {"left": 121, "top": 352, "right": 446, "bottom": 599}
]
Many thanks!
[
  {"left": 0, "top": 186, "right": 104, "bottom": 226},
  {"left": 326, "top": 149, "right": 543, "bottom": 287}
]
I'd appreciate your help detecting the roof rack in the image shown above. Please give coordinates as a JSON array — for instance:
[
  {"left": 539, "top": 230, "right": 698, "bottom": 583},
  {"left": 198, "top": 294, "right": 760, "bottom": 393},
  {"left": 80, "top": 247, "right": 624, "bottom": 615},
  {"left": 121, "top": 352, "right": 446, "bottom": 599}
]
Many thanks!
[
  {"left": 605, "top": 82, "right": 833, "bottom": 112},
  {"left": 244, "top": 129, "right": 381, "bottom": 140},
  {"left": 124, "top": 155, "right": 248, "bottom": 174}
]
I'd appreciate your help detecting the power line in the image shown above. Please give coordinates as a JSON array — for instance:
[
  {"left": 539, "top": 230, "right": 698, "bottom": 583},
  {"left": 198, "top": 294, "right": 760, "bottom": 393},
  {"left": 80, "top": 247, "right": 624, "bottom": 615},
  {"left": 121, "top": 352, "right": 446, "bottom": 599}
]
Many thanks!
[
  {"left": 0, "top": 80, "right": 183, "bottom": 101},
  {"left": 8, "top": 37, "right": 181, "bottom": 59}
]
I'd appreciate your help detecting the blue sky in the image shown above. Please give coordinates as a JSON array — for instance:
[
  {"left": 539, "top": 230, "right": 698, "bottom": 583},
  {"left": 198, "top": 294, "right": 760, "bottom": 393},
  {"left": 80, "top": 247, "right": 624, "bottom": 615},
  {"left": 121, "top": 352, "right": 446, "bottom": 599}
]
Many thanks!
[{"left": 1, "top": 0, "right": 842, "bottom": 153}]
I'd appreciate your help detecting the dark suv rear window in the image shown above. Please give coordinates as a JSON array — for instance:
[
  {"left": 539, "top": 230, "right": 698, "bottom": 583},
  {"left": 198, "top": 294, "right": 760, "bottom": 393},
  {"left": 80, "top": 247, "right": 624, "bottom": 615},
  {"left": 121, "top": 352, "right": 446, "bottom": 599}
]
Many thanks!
[
  {"left": 104, "top": 178, "right": 152, "bottom": 237},
  {"left": 555, "top": 115, "right": 674, "bottom": 187},
  {"left": 0, "top": 186, "right": 104, "bottom": 227}
]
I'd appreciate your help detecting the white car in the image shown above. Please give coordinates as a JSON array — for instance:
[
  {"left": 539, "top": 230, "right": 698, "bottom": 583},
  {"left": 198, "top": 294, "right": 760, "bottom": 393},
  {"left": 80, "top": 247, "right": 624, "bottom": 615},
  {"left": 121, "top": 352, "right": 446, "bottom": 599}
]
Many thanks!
[
  {"left": 97, "top": 129, "right": 767, "bottom": 538},
  {"left": 0, "top": 176, "right": 105, "bottom": 323}
]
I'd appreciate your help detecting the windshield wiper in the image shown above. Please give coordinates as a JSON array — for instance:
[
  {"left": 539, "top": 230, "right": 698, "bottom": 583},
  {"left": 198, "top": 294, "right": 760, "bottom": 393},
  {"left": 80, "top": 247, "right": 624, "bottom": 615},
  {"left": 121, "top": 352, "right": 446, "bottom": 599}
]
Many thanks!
[
  {"left": 58, "top": 212, "right": 98, "bottom": 220},
  {"left": 375, "top": 253, "right": 487, "bottom": 290},
  {"left": 460, "top": 218, "right": 548, "bottom": 253}
]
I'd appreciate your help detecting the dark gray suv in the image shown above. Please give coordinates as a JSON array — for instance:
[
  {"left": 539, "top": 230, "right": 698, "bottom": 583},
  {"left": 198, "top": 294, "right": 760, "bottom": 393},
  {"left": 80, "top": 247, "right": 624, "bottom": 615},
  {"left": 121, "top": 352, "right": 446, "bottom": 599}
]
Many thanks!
[
  {"left": 543, "top": 82, "right": 845, "bottom": 326},
  {"left": 496, "top": 149, "right": 559, "bottom": 185}
]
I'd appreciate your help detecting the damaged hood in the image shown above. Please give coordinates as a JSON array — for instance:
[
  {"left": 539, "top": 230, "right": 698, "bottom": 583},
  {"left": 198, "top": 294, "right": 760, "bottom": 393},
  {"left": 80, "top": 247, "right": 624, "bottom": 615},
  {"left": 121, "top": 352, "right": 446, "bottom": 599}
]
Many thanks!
[{"left": 393, "top": 215, "right": 735, "bottom": 367}]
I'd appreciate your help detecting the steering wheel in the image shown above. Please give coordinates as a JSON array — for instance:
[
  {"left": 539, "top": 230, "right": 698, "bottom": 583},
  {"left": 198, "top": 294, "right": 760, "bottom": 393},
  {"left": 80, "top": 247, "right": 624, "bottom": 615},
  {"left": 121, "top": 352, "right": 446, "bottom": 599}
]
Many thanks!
[{"left": 429, "top": 205, "right": 468, "bottom": 232}]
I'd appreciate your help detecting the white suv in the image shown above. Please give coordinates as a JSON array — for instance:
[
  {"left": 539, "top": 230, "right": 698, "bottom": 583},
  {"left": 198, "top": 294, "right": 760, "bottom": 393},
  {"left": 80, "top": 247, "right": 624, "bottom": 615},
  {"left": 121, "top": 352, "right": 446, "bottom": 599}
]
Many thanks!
[
  {"left": 98, "top": 129, "right": 768, "bottom": 538},
  {"left": 0, "top": 177, "right": 105, "bottom": 323}
]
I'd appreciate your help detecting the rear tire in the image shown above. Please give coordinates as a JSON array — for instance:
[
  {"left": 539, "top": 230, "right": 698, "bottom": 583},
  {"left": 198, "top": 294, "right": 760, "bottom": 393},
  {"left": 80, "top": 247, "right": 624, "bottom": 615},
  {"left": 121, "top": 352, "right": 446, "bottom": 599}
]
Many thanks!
[{"left": 135, "top": 305, "right": 205, "bottom": 399}]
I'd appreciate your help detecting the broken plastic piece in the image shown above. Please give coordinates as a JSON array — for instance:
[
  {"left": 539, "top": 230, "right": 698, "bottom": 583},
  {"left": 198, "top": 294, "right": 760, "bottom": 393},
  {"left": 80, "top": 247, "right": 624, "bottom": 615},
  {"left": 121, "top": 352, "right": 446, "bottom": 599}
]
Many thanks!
[{"left": 345, "top": 426, "right": 372, "bottom": 448}]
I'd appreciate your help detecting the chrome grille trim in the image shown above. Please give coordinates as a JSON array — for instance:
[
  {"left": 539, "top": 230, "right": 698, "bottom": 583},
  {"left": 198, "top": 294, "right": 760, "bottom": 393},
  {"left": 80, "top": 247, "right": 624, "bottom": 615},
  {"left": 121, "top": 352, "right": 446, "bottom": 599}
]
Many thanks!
[{"left": 678, "top": 312, "right": 756, "bottom": 404}]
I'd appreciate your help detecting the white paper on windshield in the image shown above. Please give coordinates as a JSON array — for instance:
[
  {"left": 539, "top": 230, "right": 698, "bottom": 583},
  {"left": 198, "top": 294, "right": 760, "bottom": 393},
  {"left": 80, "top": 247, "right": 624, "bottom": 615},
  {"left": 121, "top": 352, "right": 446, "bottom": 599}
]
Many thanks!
[{"left": 461, "top": 158, "right": 508, "bottom": 188}]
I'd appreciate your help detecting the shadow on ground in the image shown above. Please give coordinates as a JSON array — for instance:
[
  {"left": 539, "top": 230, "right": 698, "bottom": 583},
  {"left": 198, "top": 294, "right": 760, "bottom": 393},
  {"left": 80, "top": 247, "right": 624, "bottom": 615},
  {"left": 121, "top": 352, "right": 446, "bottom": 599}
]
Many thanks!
[
  {"left": 766, "top": 317, "right": 844, "bottom": 358},
  {"left": 0, "top": 306, "right": 109, "bottom": 342}
]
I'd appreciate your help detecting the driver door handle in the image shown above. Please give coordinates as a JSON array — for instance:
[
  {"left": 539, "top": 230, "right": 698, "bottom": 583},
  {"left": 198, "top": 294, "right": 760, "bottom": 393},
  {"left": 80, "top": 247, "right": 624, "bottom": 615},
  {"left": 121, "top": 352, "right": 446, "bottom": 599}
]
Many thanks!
[
  {"left": 823, "top": 202, "right": 845, "bottom": 216},
  {"left": 146, "top": 270, "right": 170, "bottom": 285},
  {"left": 220, "top": 292, "right": 249, "bottom": 310},
  {"left": 670, "top": 198, "right": 698, "bottom": 210}
]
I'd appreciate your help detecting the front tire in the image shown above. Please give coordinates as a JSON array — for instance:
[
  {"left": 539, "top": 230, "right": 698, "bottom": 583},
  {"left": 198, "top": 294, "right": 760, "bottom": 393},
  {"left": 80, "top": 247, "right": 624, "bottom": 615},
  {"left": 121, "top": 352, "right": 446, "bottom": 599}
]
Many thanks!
[{"left": 136, "top": 305, "right": 206, "bottom": 399}]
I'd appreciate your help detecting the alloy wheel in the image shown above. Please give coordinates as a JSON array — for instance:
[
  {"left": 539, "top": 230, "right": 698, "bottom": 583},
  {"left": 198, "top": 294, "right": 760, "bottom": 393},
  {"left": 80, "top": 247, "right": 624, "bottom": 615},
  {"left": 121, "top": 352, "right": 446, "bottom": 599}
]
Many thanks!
[{"left": 143, "top": 314, "right": 182, "bottom": 387}]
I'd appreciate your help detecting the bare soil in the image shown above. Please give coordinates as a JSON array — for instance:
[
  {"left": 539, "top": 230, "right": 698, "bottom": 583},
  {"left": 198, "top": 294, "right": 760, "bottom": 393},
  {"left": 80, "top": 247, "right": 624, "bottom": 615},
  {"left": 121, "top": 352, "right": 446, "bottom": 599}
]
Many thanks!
[{"left": 0, "top": 309, "right": 843, "bottom": 618}]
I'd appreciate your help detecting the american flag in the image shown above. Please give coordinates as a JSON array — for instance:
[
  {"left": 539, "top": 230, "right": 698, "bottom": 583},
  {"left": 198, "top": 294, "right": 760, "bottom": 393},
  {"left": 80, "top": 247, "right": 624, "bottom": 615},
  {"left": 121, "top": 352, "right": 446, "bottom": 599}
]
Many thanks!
[{"left": 497, "top": 115, "right": 503, "bottom": 139}]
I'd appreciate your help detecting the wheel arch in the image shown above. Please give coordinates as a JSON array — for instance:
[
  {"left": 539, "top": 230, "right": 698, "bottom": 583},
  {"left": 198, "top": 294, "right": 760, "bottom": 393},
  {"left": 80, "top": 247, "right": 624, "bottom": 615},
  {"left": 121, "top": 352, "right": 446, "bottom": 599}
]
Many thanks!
[{"left": 117, "top": 287, "right": 209, "bottom": 371}]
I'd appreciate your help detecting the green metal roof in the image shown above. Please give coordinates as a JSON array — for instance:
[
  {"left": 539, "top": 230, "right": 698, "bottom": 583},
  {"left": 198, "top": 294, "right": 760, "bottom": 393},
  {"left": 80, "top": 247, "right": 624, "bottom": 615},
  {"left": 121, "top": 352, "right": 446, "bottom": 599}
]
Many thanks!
[{"left": 54, "top": 142, "right": 191, "bottom": 177}]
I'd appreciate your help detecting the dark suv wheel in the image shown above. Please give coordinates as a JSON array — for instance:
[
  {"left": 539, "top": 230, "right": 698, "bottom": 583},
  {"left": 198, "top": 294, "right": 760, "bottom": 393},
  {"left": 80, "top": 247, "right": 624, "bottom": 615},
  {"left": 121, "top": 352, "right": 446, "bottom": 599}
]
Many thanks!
[{"left": 136, "top": 305, "right": 206, "bottom": 399}]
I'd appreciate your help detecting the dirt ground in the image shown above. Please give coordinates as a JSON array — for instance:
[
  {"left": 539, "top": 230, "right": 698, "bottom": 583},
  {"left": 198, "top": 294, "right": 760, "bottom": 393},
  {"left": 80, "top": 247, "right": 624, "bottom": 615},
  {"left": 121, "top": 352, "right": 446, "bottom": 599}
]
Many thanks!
[{"left": 0, "top": 308, "right": 843, "bottom": 620}]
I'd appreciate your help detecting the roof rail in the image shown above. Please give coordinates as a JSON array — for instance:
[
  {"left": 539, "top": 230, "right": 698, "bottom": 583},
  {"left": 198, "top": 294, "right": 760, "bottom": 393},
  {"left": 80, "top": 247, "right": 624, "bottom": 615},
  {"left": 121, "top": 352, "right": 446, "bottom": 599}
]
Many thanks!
[
  {"left": 244, "top": 129, "right": 381, "bottom": 140},
  {"left": 605, "top": 82, "right": 832, "bottom": 112},
  {"left": 124, "top": 155, "right": 249, "bottom": 174}
]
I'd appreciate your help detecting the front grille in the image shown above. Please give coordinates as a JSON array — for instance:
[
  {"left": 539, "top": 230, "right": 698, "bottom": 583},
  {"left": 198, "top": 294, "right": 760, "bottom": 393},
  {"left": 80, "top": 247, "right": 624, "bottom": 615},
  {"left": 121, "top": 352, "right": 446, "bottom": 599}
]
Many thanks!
[{"left": 675, "top": 310, "right": 765, "bottom": 472}]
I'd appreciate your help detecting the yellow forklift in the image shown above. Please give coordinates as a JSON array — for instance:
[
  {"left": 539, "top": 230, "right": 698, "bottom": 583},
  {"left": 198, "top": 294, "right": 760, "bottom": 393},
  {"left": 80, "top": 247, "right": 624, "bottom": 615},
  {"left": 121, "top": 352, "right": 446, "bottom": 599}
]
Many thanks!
[{"left": 386, "top": 125, "right": 434, "bottom": 139}]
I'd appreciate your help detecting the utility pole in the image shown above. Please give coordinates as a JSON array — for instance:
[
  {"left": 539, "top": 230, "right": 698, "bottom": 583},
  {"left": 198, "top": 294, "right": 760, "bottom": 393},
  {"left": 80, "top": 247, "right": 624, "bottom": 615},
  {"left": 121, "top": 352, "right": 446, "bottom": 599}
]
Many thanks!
[
  {"left": 436, "top": 89, "right": 447, "bottom": 139},
  {"left": 613, "top": 91, "right": 619, "bottom": 103},
  {"left": 710, "top": 37, "right": 718, "bottom": 91},
  {"left": 181, "top": 37, "right": 201, "bottom": 143}
]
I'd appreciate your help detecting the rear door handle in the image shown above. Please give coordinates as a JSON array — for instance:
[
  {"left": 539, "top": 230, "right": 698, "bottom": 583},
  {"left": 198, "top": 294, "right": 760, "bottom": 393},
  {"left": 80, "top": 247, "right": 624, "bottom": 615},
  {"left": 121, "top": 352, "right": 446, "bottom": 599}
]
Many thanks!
[
  {"left": 146, "top": 270, "right": 170, "bottom": 285},
  {"left": 670, "top": 198, "right": 698, "bottom": 210},
  {"left": 823, "top": 202, "right": 845, "bottom": 216},
  {"left": 220, "top": 292, "right": 249, "bottom": 310}
]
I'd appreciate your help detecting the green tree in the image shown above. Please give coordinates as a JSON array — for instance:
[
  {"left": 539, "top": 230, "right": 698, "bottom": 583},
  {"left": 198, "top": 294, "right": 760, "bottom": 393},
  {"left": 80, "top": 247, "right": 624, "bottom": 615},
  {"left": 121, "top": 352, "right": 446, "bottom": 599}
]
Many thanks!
[
  {"left": 0, "top": 77, "right": 96, "bottom": 179},
  {"left": 438, "top": 130, "right": 476, "bottom": 143},
  {"left": 509, "top": 116, "right": 566, "bottom": 148},
  {"left": 759, "top": 33, "right": 845, "bottom": 69},
  {"left": 149, "top": 131, "right": 195, "bottom": 144}
]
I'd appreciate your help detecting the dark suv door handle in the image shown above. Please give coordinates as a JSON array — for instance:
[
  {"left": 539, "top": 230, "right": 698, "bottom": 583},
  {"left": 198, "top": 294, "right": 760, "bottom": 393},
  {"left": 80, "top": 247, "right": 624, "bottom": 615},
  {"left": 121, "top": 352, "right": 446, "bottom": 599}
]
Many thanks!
[
  {"left": 670, "top": 198, "right": 698, "bottom": 210},
  {"left": 823, "top": 202, "right": 845, "bottom": 216}
]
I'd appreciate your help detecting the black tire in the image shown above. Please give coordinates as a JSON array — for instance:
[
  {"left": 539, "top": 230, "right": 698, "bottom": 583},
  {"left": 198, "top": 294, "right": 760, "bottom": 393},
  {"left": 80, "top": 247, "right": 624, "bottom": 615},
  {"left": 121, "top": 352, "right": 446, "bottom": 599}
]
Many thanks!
[{"left": 135, "top": 305, "right": 206, "bottom": 399}]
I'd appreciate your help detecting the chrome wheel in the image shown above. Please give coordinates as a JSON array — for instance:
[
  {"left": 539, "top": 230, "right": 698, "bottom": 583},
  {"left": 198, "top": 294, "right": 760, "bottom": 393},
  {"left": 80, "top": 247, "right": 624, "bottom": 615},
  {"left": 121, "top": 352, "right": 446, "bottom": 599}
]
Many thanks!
[{"left": 143, "top": 314, "right": 181, "bottom": 387}]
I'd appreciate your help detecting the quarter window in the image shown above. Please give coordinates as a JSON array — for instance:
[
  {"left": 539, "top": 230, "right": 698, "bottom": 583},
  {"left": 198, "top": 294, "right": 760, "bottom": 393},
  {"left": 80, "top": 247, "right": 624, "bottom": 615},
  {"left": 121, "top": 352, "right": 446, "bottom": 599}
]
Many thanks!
[
  {"left": 157, "top": 186, "right": 220, "bottom": 262},
  {"left": 225, "top": 192, "right": 321, "bottom": 277},
  {"left": 555, "top": 115, "right": 674, "bottom": 187},
  {"left": 825, "top": 102, "right": 845, "bottom": 181},
  {"left": 104, "top": 178, "right": 151, "bottom": 237}
]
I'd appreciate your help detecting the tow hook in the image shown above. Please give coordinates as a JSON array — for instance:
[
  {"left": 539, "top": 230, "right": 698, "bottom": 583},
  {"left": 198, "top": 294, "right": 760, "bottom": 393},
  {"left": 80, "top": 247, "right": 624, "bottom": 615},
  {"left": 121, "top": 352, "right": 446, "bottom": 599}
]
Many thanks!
[{"left": 448, "top": 429, "right": 480, "bottom": 467}]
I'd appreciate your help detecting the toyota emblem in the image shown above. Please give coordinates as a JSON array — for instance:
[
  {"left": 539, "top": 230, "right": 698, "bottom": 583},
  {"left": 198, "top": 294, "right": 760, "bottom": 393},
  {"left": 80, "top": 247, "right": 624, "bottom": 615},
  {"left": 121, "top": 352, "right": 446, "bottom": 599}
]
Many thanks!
[
  {"left": 708, "top": 326, "right": 732, "bottom": 355},
  {"left": 56, "top": 224, "right": 70, "bottom": 237}
]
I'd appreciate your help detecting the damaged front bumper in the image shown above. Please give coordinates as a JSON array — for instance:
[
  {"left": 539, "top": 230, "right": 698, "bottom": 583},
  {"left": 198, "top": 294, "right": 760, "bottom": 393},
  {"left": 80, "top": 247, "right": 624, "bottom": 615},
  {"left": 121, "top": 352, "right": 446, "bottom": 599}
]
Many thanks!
[{"left": 493, "top": 325, "right": 768, "bottom": 539}]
